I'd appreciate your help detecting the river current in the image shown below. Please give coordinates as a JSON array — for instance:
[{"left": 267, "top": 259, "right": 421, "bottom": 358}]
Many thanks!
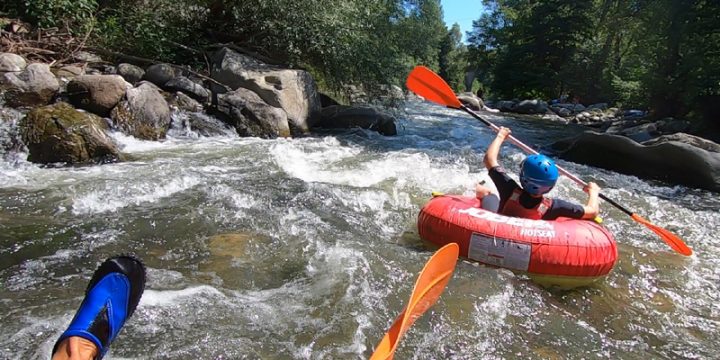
[{"left": 1, "top": 102, "right": 718, "bottom": 359}]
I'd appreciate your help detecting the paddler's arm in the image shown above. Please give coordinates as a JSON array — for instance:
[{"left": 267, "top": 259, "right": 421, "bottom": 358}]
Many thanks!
[
  {"left": 581, "top": 182, "right": 600, "bottom": 220},
  {"left": 484, "top": 127, "right": 511, "bottom": 170}
]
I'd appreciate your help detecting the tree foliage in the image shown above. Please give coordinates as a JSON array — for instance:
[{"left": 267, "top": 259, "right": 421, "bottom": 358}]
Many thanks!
[{"left": 467, "top": 0, "right": 720, "bottom": 132}]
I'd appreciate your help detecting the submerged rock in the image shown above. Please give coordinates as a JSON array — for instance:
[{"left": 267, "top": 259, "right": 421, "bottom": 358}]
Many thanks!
[
  {"left": 19, "top": 102, "right": 123, "bottom": 164},
  {"left": 552, "top": 131, "right": 720, "bottom": 192}
]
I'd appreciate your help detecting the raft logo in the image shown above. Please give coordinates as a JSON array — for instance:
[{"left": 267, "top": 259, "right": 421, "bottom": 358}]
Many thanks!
[{"left": 458, "top": 207, "right": 555, "bottom": 232}]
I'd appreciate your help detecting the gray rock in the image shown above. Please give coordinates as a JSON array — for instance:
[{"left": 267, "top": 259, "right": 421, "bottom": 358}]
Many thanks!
[
  {"left": 19, "top": 102, "right": 123, "bottom": 164},
  {"left": 457, "top": 93, "right": 482, "bottom": 111},
  {"left": 496, "top": 100, "right": 517, "bottom": 112},
  {"left": 643, "top": 133, "right": 720, "bottom": 153},
  {"left": 1, "top": 63, "right": 59, "bottom": 107},
  {"left": 165, "top": 76, "right": 210, "bottom": 103},
  {"left": 211, "top": 48, "right": 320, "bottom": 135},
  {"left": 111, "top": 82, "right": 171, "bottom": 140},
  {"left": 215, "top": 87, "right": 290, "bottom": 138},
  {"left": 552, "top": 131, "right": 720, "bottom": 192},
  {"left": 117, "top": 63, "right": 145, "bottom": 84},
  {"left": 0, "top": 53, "right": 27, "bottom": 72},
  {"left": 621, "top": 122, "right": 658, "bottom": 143},
  {"left": 144, "top": 63, "right": 178, "bottom": 87},
  {"left": 73, "top": 51, "right": 103, "bottom": 63},
  {"left": 656, "top": 118, "right": 691, "bottom": 135},
  {"left": 316, "top": 105, "right": 397, "bottom": 136},
  {"left": 168, "top": 91, "right": 204, "bottom": 113},
  {"left": 67, "top": 75, "right": 129, "bottom": 116},
  {"left": 56, "top": 66, "right": 84, "bottom": 79},
  {"left": 513, "top": 99, "right": 548, "bottom": 114}
]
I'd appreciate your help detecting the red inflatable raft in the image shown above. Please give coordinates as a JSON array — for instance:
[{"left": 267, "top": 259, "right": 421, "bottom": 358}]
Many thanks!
[{"left": 418, "top": 195, "right": 617, "bottom": 288}]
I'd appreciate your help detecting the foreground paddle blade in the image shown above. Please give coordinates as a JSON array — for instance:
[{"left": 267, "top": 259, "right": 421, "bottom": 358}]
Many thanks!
[
  {"left": 406, "top": 66, "right": 462, "bottom": 109},
  {"left": 370, "top": 243, "right": 460, "bottom": 360},
  {"left": 631, "top": 214, "right": 692, "bottom": 256}
]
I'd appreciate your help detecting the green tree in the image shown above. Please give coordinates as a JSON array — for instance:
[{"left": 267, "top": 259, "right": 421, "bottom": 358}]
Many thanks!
[{"left": 438, "top": 23, "right": 467, "bottom": 91}]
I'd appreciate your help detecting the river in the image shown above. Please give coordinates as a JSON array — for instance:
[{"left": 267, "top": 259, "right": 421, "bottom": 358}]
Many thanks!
[{"left": 1, "top": 101, "right": 718, "bottom": 359}]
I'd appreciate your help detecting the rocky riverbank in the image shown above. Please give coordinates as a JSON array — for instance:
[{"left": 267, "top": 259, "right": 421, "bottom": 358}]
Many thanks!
[
  {"left": 0, "top": 48, "right": 399, "bottom": 166},
  {"left": 457, "top": 93, "right": 720, "bottom": 192}
]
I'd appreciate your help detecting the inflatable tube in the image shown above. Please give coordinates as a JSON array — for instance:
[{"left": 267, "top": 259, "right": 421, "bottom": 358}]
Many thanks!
[{"left": 418, "top": 195, "right": 617, "bottom": 289}]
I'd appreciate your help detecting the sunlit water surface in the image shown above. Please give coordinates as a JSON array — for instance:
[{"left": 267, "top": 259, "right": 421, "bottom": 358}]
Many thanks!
[{"left": 1, "top": 102, "right": 718, "bottom": 359}]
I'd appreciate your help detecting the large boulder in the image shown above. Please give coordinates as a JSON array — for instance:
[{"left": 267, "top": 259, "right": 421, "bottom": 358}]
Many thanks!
[
  {"left": 0, "top": 53, "right": 27, "bottom": 72},
  {"left": 552, "top": 131, "right": 720, "bottom": 192},
  {"left": 1, "top": 63, "right": 59, "bottom": 107},
  {"left": 19, "top": 102, "right": 123, "bottom": 164},
  {"left": 67, "top": 75, "right": 129, "bottom": 116},
  {"left": 111, "top": 82, "right": 171, "bottom": 140},
  {"left": 316, "top": 105, "right": 397, "bottom": 136},
  {"left": 211, "top": 48, "right": 320, "bottom": 135},
  {"left": 457, "top": 93, "right": 484, "bottom": 111},
  {"left": 215, "top": 87, "right": 290, "bottom": 138},
  {"left": 144, "top": 63, "right": 179, "bottom": 87},
  {"left": 496, "top": 100, "right": 517, "bottom": 112},
  {"left": 513, "top": 99, "right": 549, "bottom": 114}
]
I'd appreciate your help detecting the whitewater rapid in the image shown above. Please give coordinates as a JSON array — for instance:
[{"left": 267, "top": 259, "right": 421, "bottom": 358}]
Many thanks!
[{"left": 1, "top": 102, "right": 718, "bottom": 359}]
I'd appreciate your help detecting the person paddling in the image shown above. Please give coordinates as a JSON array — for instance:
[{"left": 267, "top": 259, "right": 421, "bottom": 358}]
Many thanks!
[{"left": 476, "top": 126, "right": 600, "bottom": 220}]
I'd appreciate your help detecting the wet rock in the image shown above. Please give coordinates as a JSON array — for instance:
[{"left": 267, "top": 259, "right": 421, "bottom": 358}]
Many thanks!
[
  {"left": 316, "top": 105, "right": 397, "bottom": 136},
  {"left": 19, "top": 102, "right": 123, "bottom": 164},
  {"left": 0, "top": 53, "right": 27, "bottom": 72},
  {"left": 117, "top": 63, "right": 145, "bottom": 84},
  {"left": 457, "top": 93, "right": 484, "bottom": 111},
  {"left": 1, "top": 63, "right": 59, "bottom": 107},
  {"left": 67, "top": 75, "right": 129, "bottom": 116},
  {"left": 167, "top": 91, "right": 204, "bottom": 112},
  {"left": 215, "top": 87, "right": 290, "bottom": 138},
  {"left": 144, "top": 63, "right": 179, "bottom": 87},
  {"left": 496, "top": 100, "right": 517, "bottom": 112},
  {"left": 165, "top": 76, "right": 210, "bottom": 103},
  {"left": 111, "top": 82, "right": 171, "bottom": 140},
  {"left": 211, "top": 48, "right": 320, "bottom": 135},
  {"left": 513, "top": 99, "right": 548, "bottom": 114},
  {"left": 318, "top": 92, "right": 340, "bottom": 107},
  {"left": 643, "top": 133, "right": 720, "bottom": 153},
  {"left": 552, "top": 131, "right": 720, "bottom": 192}
]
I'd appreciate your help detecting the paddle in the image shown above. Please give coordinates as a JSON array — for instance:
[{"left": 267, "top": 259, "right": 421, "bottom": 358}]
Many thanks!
[
  {"left": 406, "top": 65, "right": 692, "bottom": 256},
  {"left": 370, "top": 243, "right": 459, "bottom": 360}
]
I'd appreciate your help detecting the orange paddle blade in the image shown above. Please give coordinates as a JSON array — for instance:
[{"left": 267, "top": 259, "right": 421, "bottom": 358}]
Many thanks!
[
  {"left": 370, "top": 243, "right": 460, "bottom": 360},
  {"left": 631, "top": 214, "right": 692, "bottom": 256},
  {"left": 406, "top": 66, "right": 462, "bottom": 109}
]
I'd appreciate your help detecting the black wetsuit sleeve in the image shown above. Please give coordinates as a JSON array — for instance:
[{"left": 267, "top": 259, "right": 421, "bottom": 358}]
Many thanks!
[
  {"left": 543, "top": 198, "right": 585, "bottom": 220},
  {"left": 488, "top": 166, "right": 519, "bottom": 205}
]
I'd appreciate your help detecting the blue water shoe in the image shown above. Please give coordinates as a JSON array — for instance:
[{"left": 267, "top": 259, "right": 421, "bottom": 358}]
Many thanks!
[{"left": 53, "top": 255, "right": 146, "bottom": 359}]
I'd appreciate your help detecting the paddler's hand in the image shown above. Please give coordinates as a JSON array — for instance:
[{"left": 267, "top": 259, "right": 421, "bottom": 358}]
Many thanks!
[
  {"left": 496, "top": 127, "right": 511, "bottom": 141},
  {"left": 583, "top": 182, "right": 600, "bottom": 195}
]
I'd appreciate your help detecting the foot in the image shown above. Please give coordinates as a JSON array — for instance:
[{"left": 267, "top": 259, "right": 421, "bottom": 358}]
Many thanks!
[{"left": 53, "top": 255, "right": 146, "bottom": 359}]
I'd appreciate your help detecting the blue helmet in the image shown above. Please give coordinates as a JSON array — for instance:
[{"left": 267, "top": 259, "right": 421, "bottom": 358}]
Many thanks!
[{"left": 519, "top": 154, "right": 559, "bottom": 195}]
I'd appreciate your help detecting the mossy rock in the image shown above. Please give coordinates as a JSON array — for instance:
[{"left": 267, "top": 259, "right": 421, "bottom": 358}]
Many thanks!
[{"left": 20, "top": 102, "right": 124, "bottom": 164}]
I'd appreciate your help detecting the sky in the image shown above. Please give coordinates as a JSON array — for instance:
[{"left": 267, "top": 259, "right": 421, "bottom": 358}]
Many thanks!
[{"left": 440, "top": 0, "right": 487, "bottom": 42}]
